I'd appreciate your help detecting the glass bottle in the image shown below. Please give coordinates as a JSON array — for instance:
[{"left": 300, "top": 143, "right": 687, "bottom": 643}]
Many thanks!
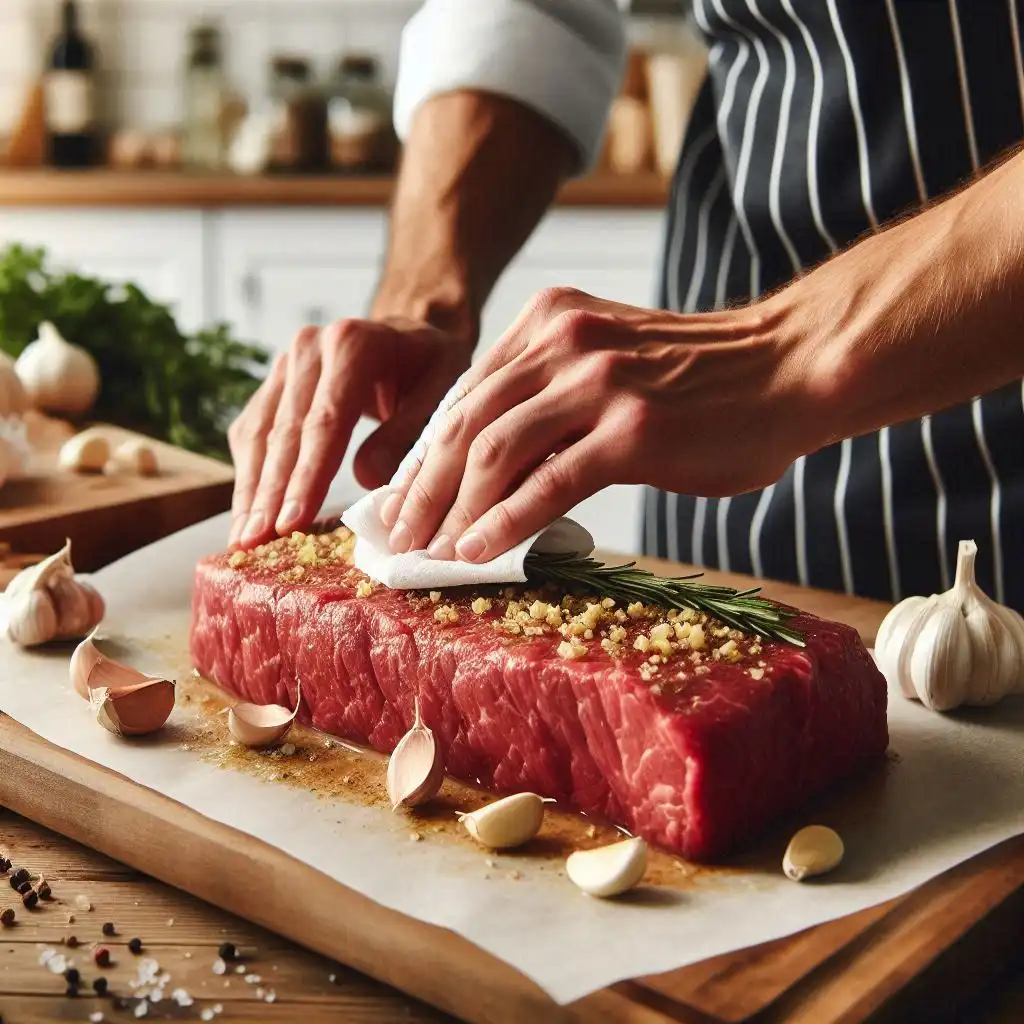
[
  {"left": 327, "top": 54, "right": 395, "bottom": 173},
  {"left": 268, "top": 56, "right": 328, "bottom": 173},
  {"left": 182, "top": 24, "right": 226, "bottom": 171},
  {"left": 45, "top": 0, "right": 97, "bottom": 168}
]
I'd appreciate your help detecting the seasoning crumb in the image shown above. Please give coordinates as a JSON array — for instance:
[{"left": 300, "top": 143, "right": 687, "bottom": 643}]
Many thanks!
[
  {"left": 234, "top": 964, "right": 246, "bottom": 974},
  {"left": 74, "top": 894, "right": 92, "bottom": 911},
  {"left": 328, "top": 973, "right": 337, "bottom": 984},
  {"left": 66, "top": 913, "right": 75, "bottom": 924},
  {"left": 265, "top": 990, "right": 277, "bottom": 1003},
  {"left": 166, "top": 918, "right": 174, "bottom": 927},
  {"left": 200, "top": 1011, "right": 215, "bottom": 1022},
  {"left": 485, "top": 859, "right": 496, "bottom": 868},
  {"left": 280, "top": 742, "right": 296, "bottom": 756},
  {"left": 184, "top": 952, "right": 192, "bottom": 960},
  {"left": 409, "top": 831, "right": 422, "bottom": 842},
  {"left": 211, "top": 958, "right": 227, "bottom": 976},
  {"left": 89, "top": 1012, "right": 104, "bottom": 1023}
]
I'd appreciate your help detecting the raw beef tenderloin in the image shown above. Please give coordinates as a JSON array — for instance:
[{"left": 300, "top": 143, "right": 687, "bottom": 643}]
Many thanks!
[{"left": 190, "top": 529, "right": 887, "bottom": 861}]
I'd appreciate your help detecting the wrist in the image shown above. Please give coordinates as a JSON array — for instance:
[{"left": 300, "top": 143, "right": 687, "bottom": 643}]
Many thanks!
[{"left": 371, "top": 276, "right": 479, "bottom": 350}]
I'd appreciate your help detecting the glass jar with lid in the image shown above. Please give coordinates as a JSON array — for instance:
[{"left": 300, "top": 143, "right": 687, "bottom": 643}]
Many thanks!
[
  {"left": 268, "top": 55, "right": 328, "bottom": 173},
  {"left": 327, "top": 54, "right": 396, "bottom": 173}
]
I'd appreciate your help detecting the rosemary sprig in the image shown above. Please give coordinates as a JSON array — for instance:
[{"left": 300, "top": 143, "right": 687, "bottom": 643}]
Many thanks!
[{"left": 524, "top": 552, "right": 805, "bottom": 647}]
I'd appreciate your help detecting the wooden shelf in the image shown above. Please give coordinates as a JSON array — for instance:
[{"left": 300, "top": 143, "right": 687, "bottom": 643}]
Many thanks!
[{"left": 0, "top": 169, "right": 670, "bottom": 209}]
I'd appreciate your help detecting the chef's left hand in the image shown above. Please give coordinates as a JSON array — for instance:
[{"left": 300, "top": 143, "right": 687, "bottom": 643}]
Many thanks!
[{"left": 378, "top": 286, "right": 815, "bottom": 562}]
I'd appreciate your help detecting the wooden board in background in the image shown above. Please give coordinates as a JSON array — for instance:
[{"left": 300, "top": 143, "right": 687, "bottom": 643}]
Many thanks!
[
  {"left": 0, "top": 424, "right": 233, "bottom": 572},
  {"left": 1, "top": 556, "right": 1022, "bottom": 1023}
]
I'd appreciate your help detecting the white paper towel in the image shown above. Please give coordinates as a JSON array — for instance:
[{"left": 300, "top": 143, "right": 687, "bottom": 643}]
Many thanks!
[{"left": 341, "top": 372, "right": 594, "bottom": 589}]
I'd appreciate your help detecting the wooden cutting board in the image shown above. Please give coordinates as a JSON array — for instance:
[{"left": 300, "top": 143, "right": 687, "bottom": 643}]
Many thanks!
[
  {"left": 0, "top": 423, "right": 233, "bottom": 572},
  {"left": 1, "top": 553, "right": 1022, "bottom": 1023}
]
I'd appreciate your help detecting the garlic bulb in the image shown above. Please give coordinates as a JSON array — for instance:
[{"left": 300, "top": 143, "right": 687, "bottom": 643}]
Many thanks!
[
  {"left": 0, "top": 351, "right": 29, "bottom": 418},
  {"left": 3, "top": 541, "right": 105, "bottom": 648},
  {"left": 15, "top": 321, "right": 100, "bottom": 416},
  {"left": 875, "top": 540, "right": 1024, "bottom": 711},
  {"left": 113, "top": 438, "right": 159, "bottom": 476}
]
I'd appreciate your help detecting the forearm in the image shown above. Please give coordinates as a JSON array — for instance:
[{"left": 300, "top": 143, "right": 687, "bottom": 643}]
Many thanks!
[
  {"left": 370, "top": 91, "right": 575, "bottom": 347},
  {"left": 788, "top": 148, "right": 1024, "bottom": 448}
]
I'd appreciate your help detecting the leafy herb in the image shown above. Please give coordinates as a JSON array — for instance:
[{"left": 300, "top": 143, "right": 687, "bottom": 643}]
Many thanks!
[
  {"left": 524, "top": 551, "right": 805, "bottom": 646},
  {"left": 0, "top": 244, "right": 269, "bottom": 458}
]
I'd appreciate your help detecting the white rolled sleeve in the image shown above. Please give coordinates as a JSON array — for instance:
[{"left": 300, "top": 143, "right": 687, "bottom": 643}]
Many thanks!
[{"left": 393, "top": 0, "right": 628, "bottom": 172}]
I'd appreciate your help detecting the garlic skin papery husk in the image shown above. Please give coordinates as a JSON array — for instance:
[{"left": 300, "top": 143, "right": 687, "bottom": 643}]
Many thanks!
[
  {"left": 70, "top": 631, "right": 176, "bottom": 735},
  {"left": 3, "top": 541, "right": 105, "bottom": 648},
  {"left": 227, "top": 683, "right": 302, "bottom": 747},
  {"left": 15, "top": 321, "right": 100, "bottom": 416},
  {"left": 874, "top": 540, "right": 1024, "bottom": 711},
  {"left": 386, "top": 699, "right": 445, "bottom": 809}
]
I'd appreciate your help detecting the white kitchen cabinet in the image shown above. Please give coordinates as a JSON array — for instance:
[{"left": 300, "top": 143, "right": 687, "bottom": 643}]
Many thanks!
[
  {"left": 211, "top": 209, "right": 388, "bottom": 357},
  {"left": 0, "top": 210, "right": 207, "bottom": 331}
]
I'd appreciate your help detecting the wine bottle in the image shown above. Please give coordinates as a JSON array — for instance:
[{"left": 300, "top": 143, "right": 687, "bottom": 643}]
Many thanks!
[{"left": 45, "top": 0, "right": 96, "bottom": 168}]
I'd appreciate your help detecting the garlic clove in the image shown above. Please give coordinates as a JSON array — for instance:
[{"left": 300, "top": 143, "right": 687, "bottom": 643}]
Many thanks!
[
  {"left": 15, "top": 321, "right": 100, "bottom": 417},
  {"left": 50, "top": 574, "right": 103, "bottom": 639},
  {"left": 386, "top": 698, "right": 445, "bottom": 809},
  {"left": 59, "top": 430, "right": 111, "bottom": 473},
  {"left": 94, "top": 677, "right": 176, "bottom": 737},
  {"left": 904, "top": 602, "right": 972, "bottom": 712},
  {"left": 113, "top": 438, "right": 159, "bottom": 476},
  {"left": 783, "top": 825, "right": 844, "bottom": 881},
  {"left": 5, "top": 588, "right": 59, "bottom": 647},
  {"left": 227, "top": 683, "right": 302, "bottom": 747},
  {"left": 69, "top": 629, "right": 104, "bottom": 699},
  {"left": 874, "top": 595, "right": 930, "bottom": 699},
  {"left": 459, "top": 792, "right": 545, "bottom": 849},
  {"left": 566, "top": 836, "right": 647, "bottom": 898}
]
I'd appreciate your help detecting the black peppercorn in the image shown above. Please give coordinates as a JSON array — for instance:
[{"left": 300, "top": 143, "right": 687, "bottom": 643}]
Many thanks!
[
  {"left": 36, "top": 881, "right": 51, "bottom": 900},
  {"left": 65, "top": 982, "right": 78, "bottom": 997},
  {"left": 217, "top": 941, "right": 237, "bottom": 961},
  {"left": 22, "top": 891, "right": 38, "bottom": 910},
  {"left": 101, "top": 921, "right": 116, "bottom": 936},
  {"left": 0, "top": 908, "right": 14, "bottom": 926},
  {"left": 64, "top": 967, "right": 81, "bottom": 985},
  {"left": 16, "top": 881, "right": 31, "bottom": 896},
  {"left": 92, "top": 977, "right": 108, "bottom": 995},
  {"left": 127, "top": 937, "right": 143, "bottom": 954},
  {"left": 9, "top": 869, "right": 28, "bottom": 890},
  {"left": 0, "top": 857, "right": 10, "bottom": 873},
  {"left": 65, "top": 935, "right": 79, "bottom": 948}
]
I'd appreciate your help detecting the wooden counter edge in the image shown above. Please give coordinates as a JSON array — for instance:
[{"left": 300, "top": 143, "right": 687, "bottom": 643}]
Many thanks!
[{"left": 0, "top": 169, "right": 670, "bottom": 209}]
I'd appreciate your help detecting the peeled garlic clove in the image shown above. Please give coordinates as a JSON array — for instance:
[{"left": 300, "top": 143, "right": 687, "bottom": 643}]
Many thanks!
[
  {"left": 59, "top": 430, "right": 111, "bottom": 473},
  {"left": 5, "top": 588, "right": 59, "bottom": 647},
  {"left": 459, "top": 792, "right": 545, "bottom": 849},
  {"left": 228, "top": 683, "right": 302, "bottom": 747},
  {"left": 566, "top": 836, "right": 648, "bottom": 898},
  {"left": 387, "top": 699, "right": 444, "bottom": 809},
  {"left": 783, "top": 825, "right": 844, "bottom": 881},
  {"left": 113, "top": 438, "right": 159, "bottom": 476},
  {"left": 94, "top": 677, "right": 176, "bottom": 737}
]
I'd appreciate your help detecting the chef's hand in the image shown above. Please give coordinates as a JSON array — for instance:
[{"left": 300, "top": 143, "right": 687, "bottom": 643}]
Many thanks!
[
  {"left": 228, "top": 317, "right": 472, "bottom": 548},
  {"left": 379, "top": 287, "right": 813, "bottom": 562}
]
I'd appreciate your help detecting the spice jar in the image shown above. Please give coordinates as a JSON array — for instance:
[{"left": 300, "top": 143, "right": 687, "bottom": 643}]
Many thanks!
[
  {"left": 327, "top": 54, "right": 395, "bottom": 173},
  {"left": 182, "top": 24, "right": 226, "bottom": 171},
  {"left": 268, "top": 56, "right": 327, "bottom": 173}
]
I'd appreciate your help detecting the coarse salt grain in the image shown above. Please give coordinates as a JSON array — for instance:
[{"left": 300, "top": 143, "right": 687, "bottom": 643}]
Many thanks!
[
  {"left": 74, "top": 895, "right": 92, "bottom": 911},
  {"left": 244, "top": 973, "right": 261, "bottom": 984},
  {"left": 171, "top": 988, "right": 193, "bottom": 1007},
  {"left": 201, "top": 1011, "right": 215, "bottom": 1022},
  {"left": 38, "top": 948, "right": 56, "bottom": 966},
  {"left": 280, "top": 743, "right": 296, "bottom": 756},
  {"left": 46, "top": 953, "right": 68, "bottom": 974},
  {"left": 234, "top": 964, "right": 246, "bottom": 974},
  {"left": 133, "top": 1003, "right": 148, "bottom": 1019},
  {"left": 90, "top": 1013, "right": 104, "bottom": 1023},
  {"left": 211, "top": 958, "right": 227, "bottom": 975},
  {"left": 265, "top": 990, "right": 277, "bottom": 1003}
]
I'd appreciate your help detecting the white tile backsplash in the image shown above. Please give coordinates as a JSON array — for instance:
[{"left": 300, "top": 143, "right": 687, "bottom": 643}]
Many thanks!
[{"left": 0, "top": 0, "right": 418, "bottom": 135}]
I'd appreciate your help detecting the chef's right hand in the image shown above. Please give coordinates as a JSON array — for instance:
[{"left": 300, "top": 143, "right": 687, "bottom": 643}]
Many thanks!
[{"left": 227, "top": 317, "right": 473, "bottom": 549}]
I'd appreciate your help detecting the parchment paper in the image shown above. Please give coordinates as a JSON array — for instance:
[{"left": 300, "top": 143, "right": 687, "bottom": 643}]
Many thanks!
[{"left": 2, "top": 512, "right": 1024, "bottom": 1006}]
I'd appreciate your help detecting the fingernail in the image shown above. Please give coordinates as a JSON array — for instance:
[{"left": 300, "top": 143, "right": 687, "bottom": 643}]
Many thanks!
[
  {"left": 456, "top": 531, "right": 487, "bottom": 562},
  {"left": 277, "top": 500, "right": 301, "bottom": 531},
  {"left": 427, "top": 534, "right": 455, "bottom": 561},
  {"left": 389, "top": 519, "right": 413, "bottom": 554},
  {"left": 380, "top": 492, "right": 403, "bottom": 529},
  {"left": 228, "top": 513, "right": 246, "bottom": 546},
  {"left": 240, "top": 511, "right": 266, "bottom": 545}
]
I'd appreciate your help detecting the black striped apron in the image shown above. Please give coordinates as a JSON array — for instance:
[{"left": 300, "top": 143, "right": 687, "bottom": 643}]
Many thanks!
[{"left": 645, "top": 0, "right": 1024, "bottom": 612}]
